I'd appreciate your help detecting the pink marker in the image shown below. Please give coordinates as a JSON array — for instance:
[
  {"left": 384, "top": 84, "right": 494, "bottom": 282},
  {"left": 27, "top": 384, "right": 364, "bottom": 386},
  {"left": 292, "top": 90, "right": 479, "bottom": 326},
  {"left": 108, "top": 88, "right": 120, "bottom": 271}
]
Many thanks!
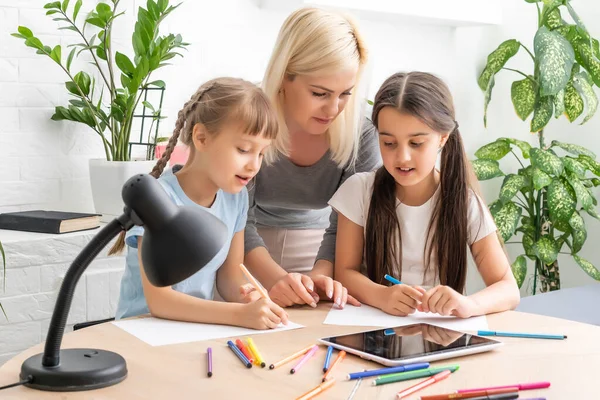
[
  {"left": 457, "top": 382, "right": 550, "bottom": 393},
  {"left": 290, "top": 345, "right": 318, "bottom": 374}
]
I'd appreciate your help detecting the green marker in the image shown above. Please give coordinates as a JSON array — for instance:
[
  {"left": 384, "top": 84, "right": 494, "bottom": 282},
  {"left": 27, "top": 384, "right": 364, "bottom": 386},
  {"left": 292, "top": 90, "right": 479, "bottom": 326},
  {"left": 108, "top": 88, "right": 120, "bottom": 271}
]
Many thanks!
[{"left": 371, "top": 365, "right": 459, "bottom": 386}]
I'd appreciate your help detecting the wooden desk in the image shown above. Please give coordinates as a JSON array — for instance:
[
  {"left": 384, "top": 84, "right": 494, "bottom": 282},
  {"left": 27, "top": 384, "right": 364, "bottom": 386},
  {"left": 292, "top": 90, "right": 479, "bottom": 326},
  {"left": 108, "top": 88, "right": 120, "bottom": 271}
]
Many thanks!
[{"left": 0, "top": 304, "right": 597, "bottom": 399}]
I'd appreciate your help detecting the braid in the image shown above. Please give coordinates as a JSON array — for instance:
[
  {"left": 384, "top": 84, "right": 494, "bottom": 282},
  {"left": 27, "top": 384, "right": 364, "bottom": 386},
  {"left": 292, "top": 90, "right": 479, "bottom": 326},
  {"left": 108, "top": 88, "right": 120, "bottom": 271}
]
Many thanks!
[{"left": 109, "top": 83, "right": 216, "bottom": 256}]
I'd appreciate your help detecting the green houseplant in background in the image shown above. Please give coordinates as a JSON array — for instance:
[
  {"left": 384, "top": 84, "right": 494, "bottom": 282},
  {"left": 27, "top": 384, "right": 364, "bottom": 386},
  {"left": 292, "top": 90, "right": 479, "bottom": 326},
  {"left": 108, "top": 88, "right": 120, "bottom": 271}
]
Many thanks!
[
  {"left": 11, "top": 0, "right": 188, "bottom": 219},
  {"left": 473, "top": 0, "right": 600, "bottom": 294}
]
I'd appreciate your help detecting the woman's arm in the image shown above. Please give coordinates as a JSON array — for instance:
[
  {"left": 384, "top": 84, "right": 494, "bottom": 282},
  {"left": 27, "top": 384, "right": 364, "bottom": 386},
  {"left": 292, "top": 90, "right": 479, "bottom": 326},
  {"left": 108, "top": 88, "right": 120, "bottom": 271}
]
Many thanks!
[
  {"left": 467, "top": 233, "right": 521, "bottom": 314},
  {"left": 137, "top": 237, "right": 286, "bottom": 329}
]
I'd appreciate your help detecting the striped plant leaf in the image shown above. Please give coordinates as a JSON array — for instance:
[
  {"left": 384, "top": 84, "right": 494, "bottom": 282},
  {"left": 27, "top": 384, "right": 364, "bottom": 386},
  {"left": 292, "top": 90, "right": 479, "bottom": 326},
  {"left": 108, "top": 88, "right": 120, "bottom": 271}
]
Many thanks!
[
  {"left": 572, "top": 71, "right": 598, "bottom": 124},
  {"left": 530, "top": 148, "right": 564, "bottom": 176},
  {"left": 531, "top": 96, "right": 554, "bottom": 132},
  {"left": 523, "top": 233, "right": 537, "bottom": 261},
  {"left": 499, "top": 174, "right": 527, "bottom": 203},
  {"left": 573, "top": 39, "right": 600, "bottom": 87},
  {"left": 562, "top": 157, "right": 587, "bottom": 178},
  {"left": 505, "top": 138, "right": 532, "bottom": 158},
  {"left": 564, "top": 78, "right": 584, "bottom": 122},
  {"left": 547, "top": 177, "right": 577, "bottom": 231},
  {"left": 478, "top": 39, "right": 520, "bottom": 91},
  {"left": 544, "top": 6, "right": 563, "bottom": 30},
  {"left": 534, "top": 236, "right": 559, "bottom": 264},
  {"left": 471, "top": 159, "right": 504, "bottom": 180},
  {"left": 511, "top": 255, "right": 527, "bottom": 288},
  {"left": 474, "top": 139, "right": 511, "bottom": 160},
  {"left": 511, "top": 78, "right": 537, "bottom": 121},
  {"left": 534, "top": 26, "right": 574, "bottom": 96},
  {"left": 573, "top": 255, "right": 600, "bottom": 280},
  {"left": 494, "top": 201, "right": 522, "bottom": 242},
  {"left": 578, "top": 155, "right": 600, "bottom": 175},
  {"left": 552, "top": 140, "right": 596, "bottom": 158},
  {"left": 569, "top": 211, "right": 587, "bottom": 253},
  {"left": 566, "top": 172, "right": 593, "bottom": 210}
]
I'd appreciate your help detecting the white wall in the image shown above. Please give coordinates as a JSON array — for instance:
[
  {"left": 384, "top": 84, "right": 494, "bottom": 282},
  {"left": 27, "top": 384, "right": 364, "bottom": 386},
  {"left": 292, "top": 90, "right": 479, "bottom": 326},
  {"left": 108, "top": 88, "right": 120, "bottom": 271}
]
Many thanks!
[{"left": 0, "top": 1, "right": 598, "bottom": 299}]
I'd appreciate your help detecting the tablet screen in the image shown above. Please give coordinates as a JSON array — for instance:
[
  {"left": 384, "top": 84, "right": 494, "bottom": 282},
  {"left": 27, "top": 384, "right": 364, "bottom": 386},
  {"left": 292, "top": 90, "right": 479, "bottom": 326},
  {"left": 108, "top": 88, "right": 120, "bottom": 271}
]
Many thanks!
[{"left": 320, "top": 324, "right": 497, "bottom": 361}]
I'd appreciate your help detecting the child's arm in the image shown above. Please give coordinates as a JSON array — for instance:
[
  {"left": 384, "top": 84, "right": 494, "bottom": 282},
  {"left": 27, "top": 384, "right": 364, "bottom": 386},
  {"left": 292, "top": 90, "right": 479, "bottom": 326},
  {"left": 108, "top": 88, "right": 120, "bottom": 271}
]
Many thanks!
[
  {"left": 420, "top": 233, "right": 520, "bottom": 317},
  {"left": 136, "top": 237, "right": 287, "bottom": 330},
  {"left": 335, "top": 213, "right": 423, "bottom": 316}
]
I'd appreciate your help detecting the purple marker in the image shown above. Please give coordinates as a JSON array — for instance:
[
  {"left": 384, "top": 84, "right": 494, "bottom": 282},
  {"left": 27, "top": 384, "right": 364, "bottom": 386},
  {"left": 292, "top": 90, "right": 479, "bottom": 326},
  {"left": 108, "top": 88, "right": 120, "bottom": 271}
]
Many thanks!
[{"left": 207, "top": 347, "right": 213, "bottom": 377}]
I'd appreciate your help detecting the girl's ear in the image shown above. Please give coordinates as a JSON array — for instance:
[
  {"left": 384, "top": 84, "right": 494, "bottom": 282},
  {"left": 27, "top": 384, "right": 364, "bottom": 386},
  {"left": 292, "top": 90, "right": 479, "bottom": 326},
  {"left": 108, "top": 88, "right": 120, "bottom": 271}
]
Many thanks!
[
  {"left": 439, "top": 132, "right": 450, "bottom": 149},
  {"left": 191, "top": 123, "right": 209, "bottom": 152}
]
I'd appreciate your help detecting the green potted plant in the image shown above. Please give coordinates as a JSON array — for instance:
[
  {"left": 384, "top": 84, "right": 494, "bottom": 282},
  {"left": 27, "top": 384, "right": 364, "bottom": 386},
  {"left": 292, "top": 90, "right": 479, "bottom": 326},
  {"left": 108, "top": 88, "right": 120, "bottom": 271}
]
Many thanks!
[
  {"left": 472, "top": 0, "right": 600, "bottom": 294},
  {"left": 12, "top": 0, "right": 188, "bottom": 219}
]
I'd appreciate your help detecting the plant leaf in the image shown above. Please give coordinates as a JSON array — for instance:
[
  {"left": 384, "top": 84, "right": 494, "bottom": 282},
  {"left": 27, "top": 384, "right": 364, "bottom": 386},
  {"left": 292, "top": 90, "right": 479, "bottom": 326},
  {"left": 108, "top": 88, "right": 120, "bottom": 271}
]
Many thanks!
[
  {"left": 17, "top": 26, "right": 34, "bottom": 38},
  {"left": 573, "top": 255, "right": 600, "bottom": 280},
  {"left": 572, "top": 71, "right": 598, "bottom": 124},
  {"left": 531, "top": 96, "right": 554, "bottom": 132},
  {"left": 530, "top": 148, "right": 564, "bottom": 176},
  {"left": 488, "top": 200, "right": 503, "bottom": 218},
  {"left": 483, "top": 75, "right": 495, "bottom": 127},
  {"left": 567, "top": 173, "right": 593, "bottom": 210},
  {"left": 562, "top": 156, "right": 587, "bottom": 178},
  {"left": 505, "top": 138, "right": 532, "bottom": 158},
  {"left": 494, "top": 201, "right": 522, "bottom": 242},
  {"left": 535, "top": 236, "right": 558, "bottom": 264},
  {"left": 564, "top": 76, "right": 584, "bottom": 122},
  {"left": 147, "top": 80, "right": 165, "bottom": 88},
  {"left": 478, "top": 39, "right": 520, "bottom": 91},
  {"left": 511, "top": 78, "right": 536, "bottom": 121},
  {"left": 499, "top": 174, "right": 527, "bottom": 203},
  {"left": 534, "top": 26, "right": 575, "bottom": 96},
  {"left": 532, "top": 167, "right": 553, "bottom": 190},
  {"left": 551, "top": 140, "right": 596, "bottom": 158},
  {"left": 523, "top": 234, "right": 537, "bottom": 261},
  {"left": 544, "top": 6, "right": 563, "bottom": 30},
  {"left": 66, "top": 47, "right": 76, "bottom": 72},
  {"left": 569, "top": 211, "right": 587, "bottom": 253},
  {"left": 572, "top": 39, "right": 600, "bottom": 88},
  {"left": 547, "top": 177, "right": 577, "bottom": 231},
  {"left": 554, "top": 88, "right": 565, "bottom": 118},
  {"left": 115, "top": 51, "right": 135, "bottom": 75},
  {"left": 511, "top": 255, "right": 527, "bottom": 288},
  {"left": 578, "top": 155, "right": 600, "bottom": 175},
  {"left": 61, "top": 0, "right": 70, "bottom": 12},
  {"left": 73, "top": 0, "right": 82, "bottom": 21},
  {"left": 49, "top": 44, "right": 61, "bottom": 64},
  {"left": 475, "top": 139, "right": 511, "bottom": 160},
  {"left": 142, "top": 101, "right": 155, "bottom": 112},
  {"left": 471, "top": 159, "right": 504, "bottom": 181}
]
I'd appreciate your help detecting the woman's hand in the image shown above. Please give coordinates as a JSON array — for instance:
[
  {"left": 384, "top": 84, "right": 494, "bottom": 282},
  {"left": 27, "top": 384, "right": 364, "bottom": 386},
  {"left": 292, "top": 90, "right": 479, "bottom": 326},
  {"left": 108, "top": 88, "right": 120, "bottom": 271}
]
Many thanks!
[
  {"left": 268, "top": 273, "right": 319, "bottom": 308},
  {"left": 310, "top": 274, "right": 361, "bottom": 308},
  {"left": 418, "top": 285, "right": 480, "bottom": 318}
]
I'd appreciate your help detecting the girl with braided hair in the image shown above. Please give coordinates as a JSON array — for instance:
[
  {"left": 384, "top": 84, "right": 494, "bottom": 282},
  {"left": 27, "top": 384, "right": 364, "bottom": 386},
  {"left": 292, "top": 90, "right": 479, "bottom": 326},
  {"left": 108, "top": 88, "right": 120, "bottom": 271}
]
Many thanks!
[{"left": 112, "top": 77, "right": 289, "bottom": 330}]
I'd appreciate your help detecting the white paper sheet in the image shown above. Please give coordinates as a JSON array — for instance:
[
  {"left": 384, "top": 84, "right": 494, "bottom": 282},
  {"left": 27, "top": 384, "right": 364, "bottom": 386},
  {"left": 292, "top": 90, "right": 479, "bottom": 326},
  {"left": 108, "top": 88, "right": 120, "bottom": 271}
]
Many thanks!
[
  {"left": 323, "top": 304, "right": 488, "bottom": 332},
  {"left": 112, "top": 318, "right": 304, "bottom": 346}
]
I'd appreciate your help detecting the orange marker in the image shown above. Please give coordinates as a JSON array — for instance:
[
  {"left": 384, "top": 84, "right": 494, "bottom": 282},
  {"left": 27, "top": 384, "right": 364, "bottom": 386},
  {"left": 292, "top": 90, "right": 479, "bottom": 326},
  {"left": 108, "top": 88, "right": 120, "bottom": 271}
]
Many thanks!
[
  {"left": 295, "top": 378, "right": 336, "bottom": 400},
  {"left": 239, "top": 263, "right": 269, "bottom": 299},
  {"left": 396, "top": 370, "right": 452, "bottom": 399},
  {"left": 269, "top": 344, "right": 315, "bottom": 370},
  {"left": 235, "top": 339, "right": 254, "bottom": 364},
  {"left": 322, "top": 350, "right": 346, "bottom": 382}
]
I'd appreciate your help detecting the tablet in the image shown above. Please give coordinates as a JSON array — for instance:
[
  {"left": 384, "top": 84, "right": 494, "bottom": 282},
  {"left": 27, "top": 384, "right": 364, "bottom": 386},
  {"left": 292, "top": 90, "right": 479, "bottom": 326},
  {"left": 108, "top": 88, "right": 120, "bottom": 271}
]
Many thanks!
[{"left": 318, "top": 323, "right": 502, "bottom": 366}]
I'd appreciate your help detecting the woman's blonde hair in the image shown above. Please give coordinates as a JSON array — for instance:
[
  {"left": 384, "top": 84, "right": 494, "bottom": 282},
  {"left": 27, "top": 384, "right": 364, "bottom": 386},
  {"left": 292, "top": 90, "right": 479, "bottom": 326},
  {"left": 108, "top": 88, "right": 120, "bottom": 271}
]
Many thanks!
[
  {"left": 262, "top": 7, "right": 369, "bottom": 167},
  {"left": 109, "top": 77, "right": 278, "bottom": 255}
]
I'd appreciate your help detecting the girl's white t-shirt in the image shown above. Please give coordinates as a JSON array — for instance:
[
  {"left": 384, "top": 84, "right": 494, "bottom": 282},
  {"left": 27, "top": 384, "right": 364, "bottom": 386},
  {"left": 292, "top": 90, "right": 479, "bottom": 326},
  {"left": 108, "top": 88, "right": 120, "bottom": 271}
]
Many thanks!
[{"left": 328, "top": 171, "right": 497, "bottom": 287}]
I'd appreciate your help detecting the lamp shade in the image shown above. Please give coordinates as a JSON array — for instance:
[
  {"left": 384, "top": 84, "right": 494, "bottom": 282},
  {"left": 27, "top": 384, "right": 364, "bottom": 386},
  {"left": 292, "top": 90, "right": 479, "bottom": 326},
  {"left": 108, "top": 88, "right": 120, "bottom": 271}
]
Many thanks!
[{"left": 121, "top": 174, "right": 228, "bottom": 287}]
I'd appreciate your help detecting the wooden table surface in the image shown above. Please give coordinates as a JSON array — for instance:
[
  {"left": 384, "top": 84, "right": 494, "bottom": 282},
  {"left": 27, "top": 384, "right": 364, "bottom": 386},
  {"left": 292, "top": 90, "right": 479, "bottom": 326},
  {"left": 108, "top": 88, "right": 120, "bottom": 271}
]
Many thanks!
[{"left": 0, "top": 303, "right": 597, "bottom": 399}]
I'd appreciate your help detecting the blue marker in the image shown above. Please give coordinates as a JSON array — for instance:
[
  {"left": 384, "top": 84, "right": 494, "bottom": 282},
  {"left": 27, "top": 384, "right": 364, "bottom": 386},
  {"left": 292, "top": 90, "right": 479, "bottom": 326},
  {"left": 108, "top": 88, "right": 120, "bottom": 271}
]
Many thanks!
[
  {"left": 322, "top": 345, "right": 333, "bottom": 372},
  {"left": 478, "top": 330, "right": 566, "bottom": 340},
  {"left": 346, "top": 362, "right": 430, "bottom": 380},
  {"left": 227, "top": 340, "right": 252, "bottom": 368},
  {"left": 384, "top": 274, "right": 402, "bottom": 285}
]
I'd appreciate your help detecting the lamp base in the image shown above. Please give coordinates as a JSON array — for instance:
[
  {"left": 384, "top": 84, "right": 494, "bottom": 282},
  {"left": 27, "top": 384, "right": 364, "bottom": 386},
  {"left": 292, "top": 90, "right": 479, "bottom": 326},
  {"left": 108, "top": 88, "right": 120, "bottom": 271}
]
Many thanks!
[{"left": 20, "top": 348, "right": 127, "bottom": 391}]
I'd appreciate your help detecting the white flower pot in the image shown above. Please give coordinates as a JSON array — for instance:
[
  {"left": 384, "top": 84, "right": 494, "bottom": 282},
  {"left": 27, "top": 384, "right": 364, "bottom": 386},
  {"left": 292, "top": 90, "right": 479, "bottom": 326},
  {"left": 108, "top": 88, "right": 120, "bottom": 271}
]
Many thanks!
[{"left": 89, "top": 159, "right": 156, "bottom": 222}]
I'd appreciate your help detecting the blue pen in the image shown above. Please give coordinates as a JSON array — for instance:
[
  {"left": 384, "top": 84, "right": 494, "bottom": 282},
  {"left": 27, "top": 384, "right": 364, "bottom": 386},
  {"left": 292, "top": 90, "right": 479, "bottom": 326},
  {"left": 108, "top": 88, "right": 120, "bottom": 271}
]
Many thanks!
[
  {"left": 384, "top": 274, "right": 402, "bottom": 285},
  {"left": 346, "top": 362, "right": 430, "bottom": 380},
  {"left": 322, "top": 345, "right": 333, "bottom": 372},
  {"left": 478, "top": 330, "right": 567, "bottom": 340},
  {"left": 227, "top": 340, "right": 252, "bottom": 368}
]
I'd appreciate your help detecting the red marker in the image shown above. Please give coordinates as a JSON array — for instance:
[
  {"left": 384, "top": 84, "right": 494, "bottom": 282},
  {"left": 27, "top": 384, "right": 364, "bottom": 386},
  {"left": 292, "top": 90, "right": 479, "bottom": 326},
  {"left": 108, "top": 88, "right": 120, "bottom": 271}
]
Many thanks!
[{"left": 235, "top": 339, "right": 255, "bottom": 364}]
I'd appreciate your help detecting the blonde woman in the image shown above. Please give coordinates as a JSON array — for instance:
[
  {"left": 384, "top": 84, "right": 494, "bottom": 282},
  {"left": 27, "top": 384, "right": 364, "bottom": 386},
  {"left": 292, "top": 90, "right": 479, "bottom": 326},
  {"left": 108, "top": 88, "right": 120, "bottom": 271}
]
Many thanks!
[{"left": 243, "top": 8, "right": 381, "bottom": 309}]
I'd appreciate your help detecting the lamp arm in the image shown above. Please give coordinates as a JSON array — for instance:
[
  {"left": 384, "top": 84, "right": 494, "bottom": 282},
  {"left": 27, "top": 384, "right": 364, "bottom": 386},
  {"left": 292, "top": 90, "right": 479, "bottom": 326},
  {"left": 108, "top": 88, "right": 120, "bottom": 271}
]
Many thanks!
[{"left": 42, "top": 215, "right": 133, "bottom": 367}]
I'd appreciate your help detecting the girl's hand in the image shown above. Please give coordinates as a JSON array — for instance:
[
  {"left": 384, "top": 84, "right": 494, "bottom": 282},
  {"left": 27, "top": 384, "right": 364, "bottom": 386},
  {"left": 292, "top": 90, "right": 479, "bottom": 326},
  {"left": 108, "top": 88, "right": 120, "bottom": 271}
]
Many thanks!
[
  {"left": 310, "top": 274, "right": 361, "bottom": 309},
  {"left": 239, "top": 297, "right": 289, "bottom": 330},
  {"left": 239, "top": 283, "right": 262, "bottom": 304},
  {"left": 268, "top": 273, "right": 319, "bottom": 308},
  {"left": 418, "top": 285, "right": 480, "bottom": 318},
  {"left": 380, "top": 284, "right": 424, "bottom": 316}
]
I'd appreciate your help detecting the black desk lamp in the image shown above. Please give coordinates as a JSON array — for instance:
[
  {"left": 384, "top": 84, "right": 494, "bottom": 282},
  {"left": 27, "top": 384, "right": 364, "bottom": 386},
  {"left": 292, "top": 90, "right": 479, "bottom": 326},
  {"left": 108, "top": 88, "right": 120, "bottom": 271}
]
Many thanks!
[{"left": 19, "top": 174, "right": 228, "bottom": 391}]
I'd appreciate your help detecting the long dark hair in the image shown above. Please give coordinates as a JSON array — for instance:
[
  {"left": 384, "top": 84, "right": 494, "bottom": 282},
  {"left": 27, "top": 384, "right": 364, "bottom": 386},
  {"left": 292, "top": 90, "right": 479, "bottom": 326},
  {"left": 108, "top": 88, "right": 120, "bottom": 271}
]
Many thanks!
[{"left": 366, "top": 72, "right": 478, "bottom": 293}]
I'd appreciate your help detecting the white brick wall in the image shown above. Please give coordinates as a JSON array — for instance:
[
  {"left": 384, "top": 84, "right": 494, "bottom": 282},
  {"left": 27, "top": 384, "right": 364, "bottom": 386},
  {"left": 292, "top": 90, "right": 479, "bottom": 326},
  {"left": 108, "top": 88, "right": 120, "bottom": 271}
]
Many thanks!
[{"left": 0, "top": 227, "right": 125, "bottom": 365}]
